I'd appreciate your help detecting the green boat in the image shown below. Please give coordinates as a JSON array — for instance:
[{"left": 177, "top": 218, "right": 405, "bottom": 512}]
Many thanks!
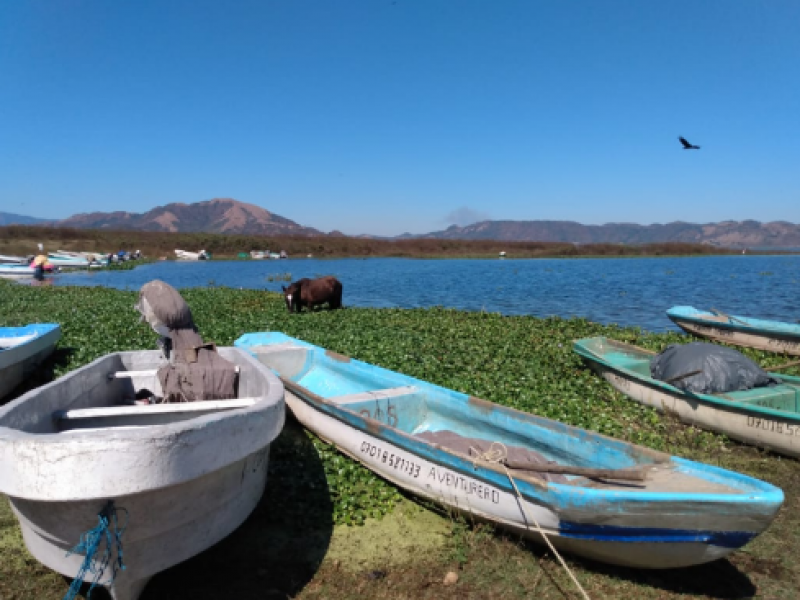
[{"left": 573, "top": 336, "right": 800, "bottom": 458}]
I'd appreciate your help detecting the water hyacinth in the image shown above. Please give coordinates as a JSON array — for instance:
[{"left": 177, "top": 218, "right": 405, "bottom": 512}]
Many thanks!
[{"left": 1, "top": 280, "right": 796, "bottom": 526}]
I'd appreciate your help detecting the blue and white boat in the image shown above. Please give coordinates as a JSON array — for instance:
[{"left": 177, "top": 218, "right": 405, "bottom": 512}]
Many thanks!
[
  {"left": 667, "top": 306, "right": 800, "bottom": 356},
  {"left": 0, "top": 324, "right": 61, "bottom": 399},
  {"left": 235, "top": 332, "right": 784, "bottom": 569},
  {"left": 0, "top": 264, "right": 37, "bottom": 277},
  {"left": 46, "top": 252, "right": 90, "bottom": 269}
]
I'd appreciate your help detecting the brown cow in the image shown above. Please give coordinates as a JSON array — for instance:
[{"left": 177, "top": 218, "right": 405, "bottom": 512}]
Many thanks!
[{"left": 282, "top": 276, "right": 343, "bottom": 313}]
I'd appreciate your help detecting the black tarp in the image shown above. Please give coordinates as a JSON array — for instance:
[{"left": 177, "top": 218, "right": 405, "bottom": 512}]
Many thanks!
[{"left": 650, "top": 342, "right": 781, "bottom": 394}]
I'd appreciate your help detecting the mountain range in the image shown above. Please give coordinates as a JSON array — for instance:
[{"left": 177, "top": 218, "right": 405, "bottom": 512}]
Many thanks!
[{"left": 2, "top": 199, "right": 799, "bottom": 248}]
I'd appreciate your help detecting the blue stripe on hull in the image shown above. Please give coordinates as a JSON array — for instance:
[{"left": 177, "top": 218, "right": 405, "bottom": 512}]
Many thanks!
[{"left": 558, "top": 521, "right": 755, "bottom": 548}]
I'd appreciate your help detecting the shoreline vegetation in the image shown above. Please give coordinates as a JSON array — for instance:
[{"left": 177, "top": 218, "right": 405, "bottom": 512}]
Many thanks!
[
  {"left": 1, "top": 224, "right": 788, "bottom": 261},
  {"left": 1, "top": 280, "right": 799, "bottom": 599}
]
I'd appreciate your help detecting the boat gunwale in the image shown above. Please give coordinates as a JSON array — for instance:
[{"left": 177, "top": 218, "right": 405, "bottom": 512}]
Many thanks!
[
  {"left": 666, "top": 306, "right": 800, "bottom": 337},
  {"left": 573, "top": 336, "right": 800, "bottom": 423}
]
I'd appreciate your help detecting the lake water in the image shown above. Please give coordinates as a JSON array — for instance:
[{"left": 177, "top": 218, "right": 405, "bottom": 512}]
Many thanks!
[{"left": 49, "top": 255, "right": 800, "bottom": 332}]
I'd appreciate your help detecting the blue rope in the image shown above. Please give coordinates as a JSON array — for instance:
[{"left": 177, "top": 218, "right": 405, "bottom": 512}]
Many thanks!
[{"left": 63, "top": 501, "right": 127, "bottom": 600}]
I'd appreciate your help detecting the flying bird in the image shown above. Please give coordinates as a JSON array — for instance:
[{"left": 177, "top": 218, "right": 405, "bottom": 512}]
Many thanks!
[{"left": 679, "top": 136, "right": 701, "bottom": 150}]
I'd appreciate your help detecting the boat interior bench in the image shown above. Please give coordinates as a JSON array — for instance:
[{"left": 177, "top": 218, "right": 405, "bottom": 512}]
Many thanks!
[
  {"left": 327, "top": 386, "right": 418, "bottom": 405},
  {"left": 52, "top": 366, "right": 247, "bottom": 431},
  {"left": 325, "top": 386, "right": 425, "bottom": 431},
  {"left": 614, "top": 356, "right": 652, "bottom": 377},
  {"left": 54, "top": 398, "right": 257, "bottom": 431},
  {"left": 724, "top": 386, "right": 799, "bottom": 412}
]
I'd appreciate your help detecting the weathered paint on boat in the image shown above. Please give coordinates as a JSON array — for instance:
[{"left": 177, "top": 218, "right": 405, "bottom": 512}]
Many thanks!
[
  {"left": 0, "top": 324, "right": 61, "bottom": 399},
  {"left": 235, "top": 332, "right": 783, "bottom": 569},
  {"left": 0, "top": 347, "right": 285, "bottom": 600},
  {"left": 574, "top": 336, "right": 800, "bottom": 458},
  {"left": 667, "top": 306, "right": 800, "bottom": 356}
]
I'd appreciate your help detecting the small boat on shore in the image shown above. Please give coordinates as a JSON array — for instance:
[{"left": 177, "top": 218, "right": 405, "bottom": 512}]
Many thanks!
[
  {"left": 235, "top": 331, "right": 783, "bottom": 569},
  {"left": 0, "top": 324, "right": 61, "bottom": 399},
  {"left": 667, "top": 306, "right": 800, "bottom": 356},
  {"left": 0, "top": 347, "right": 285, "bottom": 600},
  {"left": 573, "top": 336, "right": 800, "bottom": 458},
  {"left": 47, "top": 252, "right": 90, "bottom": 269},
  {"left": 174, "top": 249, "right": 210, "bottom": 261},
  {"left": 0, "top": 264, "right": 38, "bottom": 277},
  {"left": 0, "top": 254, "right": 27, "bottom": 264}
]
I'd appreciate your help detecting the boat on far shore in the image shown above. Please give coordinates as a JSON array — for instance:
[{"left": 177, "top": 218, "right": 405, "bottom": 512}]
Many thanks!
[
  {"left": 0, "top": 254, "right": 27, "bottom": 264},
  {"left": 47, "top": 252, "right": 90, "bottom": 269},
  {"left": 175, "top": 249, "right": 210, "bottom": 261},
  {"left": 667, "top": 306, "right": 800, "bottom": 356}
]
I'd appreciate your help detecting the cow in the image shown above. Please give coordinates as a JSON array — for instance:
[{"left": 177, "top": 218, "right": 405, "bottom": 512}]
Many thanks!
[{"left": 282, "top": 276, "right": 343, "bottom": 313}]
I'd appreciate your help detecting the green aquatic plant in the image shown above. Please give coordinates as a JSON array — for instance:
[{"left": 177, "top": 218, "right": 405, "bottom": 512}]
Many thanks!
[{"left": 0, "top": 279, "right": 793, "bottom": 527}]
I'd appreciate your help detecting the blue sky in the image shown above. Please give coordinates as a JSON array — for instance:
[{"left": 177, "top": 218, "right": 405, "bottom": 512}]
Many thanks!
[{"left": 1, "top": 1, "right": 798, "bottom": 236}]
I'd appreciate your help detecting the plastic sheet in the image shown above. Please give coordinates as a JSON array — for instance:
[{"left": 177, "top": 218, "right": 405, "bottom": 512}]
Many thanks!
[{"left": 650, "top": 342, "right": 781, "bottom": 394}]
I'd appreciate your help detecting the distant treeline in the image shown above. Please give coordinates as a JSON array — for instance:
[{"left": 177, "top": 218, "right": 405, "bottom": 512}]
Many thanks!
[{"left": 0, "top": 225, "right": 748, "bottom": 259}]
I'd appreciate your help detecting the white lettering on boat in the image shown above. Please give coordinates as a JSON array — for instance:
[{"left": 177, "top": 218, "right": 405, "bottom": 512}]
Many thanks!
[
  {"left": 427, "top": 467, "right": 501, "bottom": 504},
  {"left": 359, "top": 441, "right": 421, "bottom": 478}
]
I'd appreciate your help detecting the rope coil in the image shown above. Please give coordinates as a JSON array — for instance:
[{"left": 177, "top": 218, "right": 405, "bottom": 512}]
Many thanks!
[
  {"left": 63, "top": 501, "right": 127, "bottom": 600},
  {"left": 469, "top": 443, "right": 591, "bottom": 600}
]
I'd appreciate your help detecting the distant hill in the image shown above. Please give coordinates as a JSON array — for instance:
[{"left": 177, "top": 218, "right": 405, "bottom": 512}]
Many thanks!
[
  {"left": 411, "top": 219, "right": 800, "bottom": 248},
  {"left": 0, "top": 211, "right": 52, "bottom": 226},
  {"left": 4, "top": 199, "right": 800, "bottom": 248},
  {"left": 57, "top": 198, "right": 325, "bottom": 236}
]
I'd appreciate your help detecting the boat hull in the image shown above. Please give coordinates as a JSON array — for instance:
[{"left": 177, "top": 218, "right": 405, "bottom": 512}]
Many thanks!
[
  {"left": 236, "top": 332, "right": 783, "bottom": 570},
  {"left": 0, "top": 347, "right": 285, "bottom": 600},
  {"left": 589, "top": 362, "right": 800, "bottom": 458},
  {"left": 286, "top": 391, "right": 741, "bottom": 568},
  {"left": 0, "top": 324, "right": 61, "bottom": 399},
  {"left": 669, "top": 317, "right": 800, "bottom": 356},
  {"left": 12, "top": 448, "right": 269, "bottom": 600}
]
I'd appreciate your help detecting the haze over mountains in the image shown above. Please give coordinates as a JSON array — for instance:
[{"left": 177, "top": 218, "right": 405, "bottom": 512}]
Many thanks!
[{"left": 2, "top": 198, "right": 799, "bottom": 248}]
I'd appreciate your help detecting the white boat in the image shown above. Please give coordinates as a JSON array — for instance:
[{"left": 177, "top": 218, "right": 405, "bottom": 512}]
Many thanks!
[
  {"left": 57, "top": 250, "right": 109, "bottom": 265},
  {"left": 0, "top": 254, "right": 27, "bottom": 264},
  {"left": 0, "top": 264, "right": 37, "bottom": 277},
  {"left": 47, "top": 253, "right": 90, "bottom": 268},
  {"left": 0, "top": 347, "right": 285, "bottom": 600},
  {"left": 174, "top": 249, "right": 210, "bottom": 261},
  {"left": 0, "top": 324, "right": 61, "bottom": 399},
  {"left": 250, "top": 250, "right": 267, "bottom": 259}
]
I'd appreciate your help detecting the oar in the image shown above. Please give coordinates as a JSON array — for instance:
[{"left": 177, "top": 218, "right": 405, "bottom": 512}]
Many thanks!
[
  {"left": 767, "top": 359, "right": 800, "bottom": 372},
  {"left": 711, "top": 307, "right": 751, "bottom": 327},
  {"left": 663, "top": 369, "right": 703, "bottom": 384},
  {"left": 504, "top": 461, "right": 648, "bottom": 482}
]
